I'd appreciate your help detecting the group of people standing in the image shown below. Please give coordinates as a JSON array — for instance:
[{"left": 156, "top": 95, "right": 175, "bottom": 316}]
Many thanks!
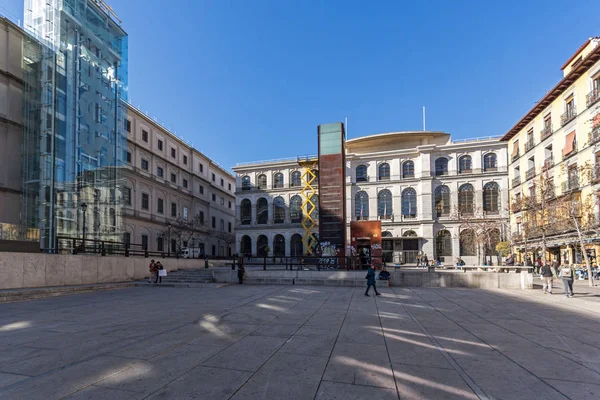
[
  {"left": 538, "top": 259, "right": 576, "bottom": 298},
  {"left": 148, "top": 260, "right": 165, "bottom": 284}
]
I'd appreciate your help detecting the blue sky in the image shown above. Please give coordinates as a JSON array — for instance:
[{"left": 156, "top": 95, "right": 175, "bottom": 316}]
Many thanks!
[{"left": 2, "top": 0, "right": 599, "bottom": 170}]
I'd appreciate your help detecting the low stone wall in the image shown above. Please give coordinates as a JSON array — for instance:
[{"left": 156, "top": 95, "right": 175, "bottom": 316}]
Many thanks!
[
  {"left": 214, "top": 269, "right": 533, "bottom": 290},
  {"left": 0, "top": 252, "right": 231, "bottom": 290}
]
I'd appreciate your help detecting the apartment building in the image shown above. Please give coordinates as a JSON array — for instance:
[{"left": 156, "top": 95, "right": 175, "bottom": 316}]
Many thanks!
[
  {"left": 233, "top": 131, "right": 508, "bottom": 265},
  {"left": 122, "top": 103, "right": 236, "bottom": 257},
  {"left": 502, "top": 37, "right": 600, "bottom": 264}
]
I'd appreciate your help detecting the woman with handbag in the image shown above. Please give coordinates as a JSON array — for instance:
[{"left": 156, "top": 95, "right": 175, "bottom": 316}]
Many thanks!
[
  {"left": 155, "top": 261, "right": 165, "bottom": 284},
  {"left": 559, "top": 264, "right": 576, "bottom": 298}
]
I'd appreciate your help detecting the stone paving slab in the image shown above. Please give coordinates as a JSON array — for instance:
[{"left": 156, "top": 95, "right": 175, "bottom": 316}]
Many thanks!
[{"left": 0, "top": 283, "right": 599, "bottom": 399}]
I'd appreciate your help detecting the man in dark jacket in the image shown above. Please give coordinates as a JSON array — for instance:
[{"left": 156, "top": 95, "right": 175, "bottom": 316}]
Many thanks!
[
  {"left": 237, "top": 258, "right": 245, "bottom": 284},
  {"left": 540, "top": 261, "right": 553, "bottom": 294},
  {"left": 365, "top": 265, "right": 381, "bottom": 296}
]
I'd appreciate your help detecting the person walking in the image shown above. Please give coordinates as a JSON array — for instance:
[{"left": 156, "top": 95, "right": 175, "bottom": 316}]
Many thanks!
[
  {"left": 559, "top": 263, "right": 576, "bottom": 298},
  {"left": 422, "top": 255, "right": 429, "bottom": 268},
  {"left": 540, "top": 261, "right": 553, "bottom": 294},
  {"left": 237, "top": 257, "right": 245, "bottom": 284},
  {"left": 155, "top": 261, "right": 164, "bottom": 284},
  {"left": 365, "top": 265, "right": 381, "bottom": 297},
  {"left": 148, "top": 259, "right": 157, "bottom": 284}
]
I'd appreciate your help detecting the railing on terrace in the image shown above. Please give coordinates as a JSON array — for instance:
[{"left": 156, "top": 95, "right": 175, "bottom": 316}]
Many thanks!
[
  {"left": 593, "top": 165, "right": 600, "bottom": 183},
  {"left": 511, "top": 151, "right": 520, "bottom": 163},
  {"left": 561, "top": 107, "right": 577, "bottom": 127},
  {"left": 586, "top": 88, "right": 600, "bottom": 108},
  {"left": 542, "top": 156, "right": 554, "bottom": 171},
  {"left": 512, "top": 176, "right": 521, "bottom": 188},
  {"left": 525, "top": 167, "right": 536, "bottom": 181},
  {"left": 561, "top": 177, "right": 580, "bottom": 193},
  {"left": 540, "top": 124, "right": 553, "bottom": 141},
  {"left": 524, "top": 139, "right": 535, "bottom": 152},
  {"left": 589, "top": 125, "right": 600, "bottom": 146}
]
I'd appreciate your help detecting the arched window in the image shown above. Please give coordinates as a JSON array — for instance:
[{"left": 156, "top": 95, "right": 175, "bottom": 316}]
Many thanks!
[
  {"left": 309, "top": 194, "right": 319, "bottom": 220},
  {"left": 273, "top": 234, "right": 285, "bottom": 257},
  {"left": 291, "top": 171, "right": 301, "bottom": 187},
  {"left": 458, "top": 184, "right": 474, "bottom": 214},
  {"left": 484, "top": 228, "right": 501, "bottom": 257},
  {"left": 290, "top": 234, "right": 303, "bottom": 256},
  {"left": 356, "top": 165, "right": 368, "bottom": 182},
  {"left": 460, "top": 229, "right": 476, "bottom": 256},
  {"left": 242, "top": 176, "right": 251, "bottom": 191},
  {"left": 257, "top": 174, "right": 267, "bottom": 189},
  {"left": 240, "top": 235, "right": 252, "bottom": 256},
  {"left": 483, "top": 182, "right": 500, "bottom": 213},
  {"left": 403, "top": 230, "right": 418, "bottom": 237},
  {"left": 355, "top": 191, "right": 369, "bottom": 220},
  {"left": 483, "top": 153, "right": 497, "bottom": 171},
  {"left": 290, "top": 195, "right": 303, "bottom": 223},
  {"left": 257, "top": 235, "right": 268, "bottom": 257},
  {"left": 401, "top": 188, "right": 417, "bottom": 218},
  {"left": 402, "top": 161, "right": 415, "bottom": 178},
  {"left": 459, "top": 155, "right": 472, "bottom": 174},
  {"left": 382, "top": 231, "right": 393, "bottom": 237},
  {"left": 434, "top": 185, "right": 451, "bottom": 217},
  {"left": 240, "top": 199, "right": 252, "bottom": 225},
  {"left": 273, "top": 196, "right": 285, "bottom": 223},
  {"left": 378, "top": 189, "right": 393, "bottom": 219},
  {"left": 273, "top": 173, "right": 284, "bottom": 188},
  {"left": 436, "top": 230, "right": 452, "bottom": 258},
  {"left": 378, "top": 163, "right": 390, "bottom": 181},
  {"left": 256, "top": 198, "right": 268, "bottom": 224},
  {"left": 435, "top": 158, "right": 448, "bottom": 176}
]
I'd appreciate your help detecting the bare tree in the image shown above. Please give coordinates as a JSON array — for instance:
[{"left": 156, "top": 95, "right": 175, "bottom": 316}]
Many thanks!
[
  {"left": 160, "top": 213, "right": 207, "bottom": 255},
  {"left": 452, "top": 206, "right": 507, "bottom": 265}
]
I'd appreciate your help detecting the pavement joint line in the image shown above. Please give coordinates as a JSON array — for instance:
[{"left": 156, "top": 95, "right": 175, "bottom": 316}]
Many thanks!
[
  {"left": 223, "top": 286, "right": 342, "bottom": 400},
  {"left": 373, "top": 289, "right": 401, "bottom": 400},
  {"left": 406, "top": 288, "right": 574, "bottom": 400},
  {"left": 391, "top": 287, "right": 489, "bottom": 400},
  {"left": 312, "top": 287, "right": 356, "bottom": 400},
  {"left": 320, "top": 378, "right": 398, "bottom": 390}
]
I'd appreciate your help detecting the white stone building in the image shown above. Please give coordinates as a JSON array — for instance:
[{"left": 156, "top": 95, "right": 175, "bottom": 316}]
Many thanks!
[{"left": 233, "top": 131, "right": 509, "bottom": 264}]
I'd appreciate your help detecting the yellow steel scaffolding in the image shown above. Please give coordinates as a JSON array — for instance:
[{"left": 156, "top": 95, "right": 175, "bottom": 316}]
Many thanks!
[{"left": 298, "top": 157, "right": 318, "bottom": 254}]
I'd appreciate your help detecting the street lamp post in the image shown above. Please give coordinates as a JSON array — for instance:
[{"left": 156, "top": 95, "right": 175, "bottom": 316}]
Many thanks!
[
  {"left": 166, "top": 223, "right": 172, "bottom": 257},
  {"left": 81, "top": 202, "right": 88, "bottom": 253}
]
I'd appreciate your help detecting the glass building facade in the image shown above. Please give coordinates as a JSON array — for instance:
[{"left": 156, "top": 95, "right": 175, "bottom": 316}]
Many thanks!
[{"left": 22, "top": 0, "right": 128, "bottom": 250}]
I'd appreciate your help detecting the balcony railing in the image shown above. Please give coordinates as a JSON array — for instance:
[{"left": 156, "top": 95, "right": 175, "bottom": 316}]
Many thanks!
[
  {"left": 542, "top": 156, "right": 554, "bottom": 171},
  {"left": 561, "top": 106, "right": 577, "bottom": 127},
  {"left": 525, "top": 167, "right": 536, "bottom": 181},
  {"left": 563, "top": 140, "right": 577, "bottom": 160},
  {"left": 589, "top": 125, "right": 600, "bottom": 146},
  {"left": 512, "top": 176, "right": 521, "bottom": 188},
  {"left": 458, "top": 168, "right": 472, "bottom": 174},
  {"left": 511, "top": 202, "right": 522, "bottom": 213},
  {"left": 540, "top": 124, "right": 553, "bottom": 141},
  {"left": 562, "top": 177, "right": 580, "bottom": 193},
  {"left": 586, "top": 88, "right": 600, "bottom": 108},
  {"left": 524, "top": 139, "right": 535, "bottom": 152},
  {"left": 511, "top": 151, "right": 520, "bottom": 164}
]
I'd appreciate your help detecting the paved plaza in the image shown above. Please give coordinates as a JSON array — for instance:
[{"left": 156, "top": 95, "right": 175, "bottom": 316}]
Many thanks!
[{"left": 0, "top": 282, "right": 599, "bottom": 400}]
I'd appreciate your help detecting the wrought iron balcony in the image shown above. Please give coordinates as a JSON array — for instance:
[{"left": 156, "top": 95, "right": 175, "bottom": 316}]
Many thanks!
[
  {"left": 524, "top": 139, "right": 535, "bottom": 152},
  {"left": 586, "top": 88, "right": 600, "bottom": 108},
  {"left": 542, "top": 156, "right": 554, "bottom": 171},
  {"left": 589, "top": 125, "right": 600, "bottom": 146},
  {"left": 540, "top": 124, "right": 553, "bottom": 141},
  {"left": 512, "top": 176, "right": 521, "bottom": 188},
  {"left": 562, "top": 177, "right": 580, "bottom": 193},
  {"left": 525, "top": 167, "right": 536, "bottom": 181},
  {"left": 511, "top": 151, "right": 520, "bottom": 164},
  {"left": 561, "top": 106, "right": 577, "bottom": 127},
  {"left": 511, "top": 201, "right": 522, "bottom": 212},
  {"left": 458, "top": 168, "right": 472, "bottom": 174}
]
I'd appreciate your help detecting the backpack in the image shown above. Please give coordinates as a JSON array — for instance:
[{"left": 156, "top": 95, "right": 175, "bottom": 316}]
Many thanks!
[{"left": 561, "top": 267, "right": 572, "bottom": 278}]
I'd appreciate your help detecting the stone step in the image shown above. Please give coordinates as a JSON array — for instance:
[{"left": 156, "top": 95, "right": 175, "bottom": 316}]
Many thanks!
[
  {"left": 135, "top": 281, "right": 227, "bottom": 288},
  {"left": 0, "top": 283, "right": 135, "bottom": 303}
]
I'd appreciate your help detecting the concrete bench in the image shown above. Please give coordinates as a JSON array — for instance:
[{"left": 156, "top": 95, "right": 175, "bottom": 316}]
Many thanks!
[{"left": 294, "top": 278, "right": 390, "bottom": 287}]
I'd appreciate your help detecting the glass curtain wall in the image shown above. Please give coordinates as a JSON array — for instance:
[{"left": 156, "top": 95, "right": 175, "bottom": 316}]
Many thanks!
[{"left": 23, "top": 0, "right": 128, "bottom": 250}]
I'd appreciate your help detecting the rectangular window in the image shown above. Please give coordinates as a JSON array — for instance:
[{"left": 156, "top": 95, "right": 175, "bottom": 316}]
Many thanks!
[
  {"left": 123, "top": 187, "right": 131, "bottom": 205},
  {"left": 123, "top": 232, "right": 131, "bottom": 245},
  {"left": 199, "top": 185, "right": 204, "bottom": 195},
  {"left": 183, "top": 179, "right": 188, "bottom": 189},
  {"left": 158, "top": 139, "right": 163, "bottom": 151},
  {"left": 171, "top": 148, "right": 176, "bottom": 158},
  {"left": 183, "top": 207, "right": 188, "bottom": 220},
  {"left": 171, "top": 202, "right": 177, "bottom": 217},
  {"left": 183, "top": 155, "right": 188, "bottom": 165},
  {"left": 142, "top": 193, "right": 149, "bottom": 210},
  {"left": 157, "top": 166, "right": 163, "bottom": 177},
  {"left": 171, "top": 173, "right": 176, "bottom": 183},
  {"left": 212, "top": 194, "right": 216, "bottom": 202},
  {"left": 212, "top": 173, "right": 215, "bottom": 182},
  {"left": 228, "top": 201, "right": 232, "bottom": 209},
  {"left": 126, "top": 151, "right": 132, "bottom": 163},
  {"left": 199, "top": 211, "right": 205, "bottom": 224},
  {"left": 142, "top": 130, "right": 148, "bottom": 142},
  {"left": 141, "top": 159, "right": 149, "bottom": 171},
  {"left": 212, "top": 216, "right": 216, "bottom": 228},
  {"left": 157, "top": 198, "right": 164, "bottom": 214},
  {"left": 220, "top": 219, "right": 225, "bottom": 231},
  {"left": 199, "top": 163, "right": 204, "bottom": 173},
  {"left": 141, "top": 234, "right": 148, "bottom": 250},
  {"left": 157, "top": 237, "right": 164, "bottom": 252},
  {"left": 228, "top": 222, "right": 232, "bottom": 233},
  {"left": 220, "top": 178, "right": 224, "bottom": 186},
  {"left": 228, "top": 183, "right": 232, "bottom": 190},
  {"left": 212, "top": 245, "right": 216, "bottom": 256},
  {"left": 220, "top": 197, "right": 224, "bottom": 205},
  {"left": 125, "top": 119, "right": 131, "bottom": 133}
]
